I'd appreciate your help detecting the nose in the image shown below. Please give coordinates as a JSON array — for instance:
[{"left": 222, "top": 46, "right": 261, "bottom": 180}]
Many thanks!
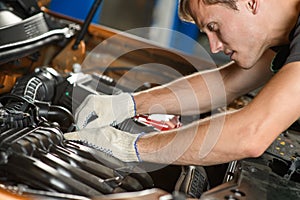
[{"left": 207, "top": 34, "right": 223, "bottom": 54}]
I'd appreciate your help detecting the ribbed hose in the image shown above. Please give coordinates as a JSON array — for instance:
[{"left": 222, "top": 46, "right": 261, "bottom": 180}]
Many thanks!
[{"left": 0, "top": 68, "right": 74, "bottom": 132}]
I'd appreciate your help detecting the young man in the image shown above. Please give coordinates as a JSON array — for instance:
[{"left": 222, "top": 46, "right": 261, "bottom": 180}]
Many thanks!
[{"left": 65, "top": 0, "right": 300, "bottom": 166}]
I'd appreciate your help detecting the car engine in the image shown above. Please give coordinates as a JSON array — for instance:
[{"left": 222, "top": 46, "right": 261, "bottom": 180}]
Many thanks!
[{"left": 0, "top": 1, "right": 300, "bottom": 200}]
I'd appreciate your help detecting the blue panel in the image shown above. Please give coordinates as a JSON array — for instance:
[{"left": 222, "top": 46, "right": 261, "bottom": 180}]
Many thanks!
[
  {"left": 170, "top": 1, "right": 200, "bottom": 53},
  {"left": 50, "top": 0, "right": 102, "bottom": 23}
]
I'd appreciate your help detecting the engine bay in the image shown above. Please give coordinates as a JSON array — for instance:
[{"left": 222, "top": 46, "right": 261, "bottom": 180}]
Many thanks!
[{"left": 0, "top": 1, "right": 300, "bottom": 199}]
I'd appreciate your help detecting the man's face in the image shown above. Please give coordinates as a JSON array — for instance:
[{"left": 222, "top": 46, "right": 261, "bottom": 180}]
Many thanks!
[{"left": 188, "top": 0, "right": 267, "bottom": 69}]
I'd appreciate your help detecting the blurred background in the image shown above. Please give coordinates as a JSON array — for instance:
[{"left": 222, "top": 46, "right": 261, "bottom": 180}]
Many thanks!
[{"left": 48, "top": 0, "right": 230, "bottom": 66}]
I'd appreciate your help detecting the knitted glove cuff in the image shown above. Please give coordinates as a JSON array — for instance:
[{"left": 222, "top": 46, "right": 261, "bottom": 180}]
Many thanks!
[
  {"left": 64, "top": 127, "right": 143, "bottom": 163},
  {"left": 111, "top": 93, "right": 137, "bottom": 125}
]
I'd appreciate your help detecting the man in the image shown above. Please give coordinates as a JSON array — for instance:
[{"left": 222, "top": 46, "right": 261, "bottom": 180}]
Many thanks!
[{"left": 65, "top": 0, "right": 300, "bottom": 166}]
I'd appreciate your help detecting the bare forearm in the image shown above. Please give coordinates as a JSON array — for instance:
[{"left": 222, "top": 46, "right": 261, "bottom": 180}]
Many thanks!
[
  {"left": 136, "top": 111, "right": 240, "bottom": 165},
  {"left": 133, "top": 68, "right": 228, "bottom": 116},
  {"left": 136, "top": 109, "right": 274, "bottom": 166}
]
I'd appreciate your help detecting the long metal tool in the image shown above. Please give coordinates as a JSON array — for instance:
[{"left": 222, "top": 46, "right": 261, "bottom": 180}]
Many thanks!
[{"left": 72, "top": 0, "right": 104, "bottom": 50}]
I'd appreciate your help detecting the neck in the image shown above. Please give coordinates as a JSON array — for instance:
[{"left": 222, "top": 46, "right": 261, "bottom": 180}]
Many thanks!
[{"left": 266, "top": 0, "right": 300, "bottom": 47}]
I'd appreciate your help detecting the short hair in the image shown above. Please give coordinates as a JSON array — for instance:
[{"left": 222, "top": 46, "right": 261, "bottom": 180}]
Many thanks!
[{"left": 178, "top": 0, "right": 238, "bottom": 23}]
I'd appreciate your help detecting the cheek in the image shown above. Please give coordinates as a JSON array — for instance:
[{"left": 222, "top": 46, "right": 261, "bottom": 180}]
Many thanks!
[
  {"left": 219, "top": 23, "right": 244, "bottom": 45},
  {"left": 230, "top": 27, "right": 259, "bottom": 52},
  {"left": 222, "top": 18, "right": 264, "bottom": 67},
  {"left": 224, "top": 19, "right": 256, "bottom": 44}
]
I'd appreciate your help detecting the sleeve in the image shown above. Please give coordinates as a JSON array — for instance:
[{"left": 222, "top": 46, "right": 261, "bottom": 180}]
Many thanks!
[
  {"left": 285, "top": 19, "right": 300, "bottom": 65},
  {"left": 271, "top": 17, "right": 300, "bottom": 73}
]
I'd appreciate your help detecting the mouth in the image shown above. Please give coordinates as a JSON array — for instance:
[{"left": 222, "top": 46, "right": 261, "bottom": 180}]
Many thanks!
[
  {"left": 225, "top": 50, "right": 235, "bottom": 60},
  {"left": 229, "top": 51, "right": 235, "bottom": 60}
]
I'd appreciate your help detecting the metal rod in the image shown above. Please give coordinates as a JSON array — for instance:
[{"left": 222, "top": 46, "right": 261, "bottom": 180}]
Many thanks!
[{"left": 72, "top": 0, "right": 103, "bottom": 50}]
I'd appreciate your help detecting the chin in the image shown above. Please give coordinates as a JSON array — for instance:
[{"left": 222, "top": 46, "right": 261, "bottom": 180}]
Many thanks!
[
  {"left": 234, "top": 57, "right": 257, "bottom": 70},
  {"left": 234, "top": 61, "right": 251, "bottom": 69},
  {"left": 240, "top": 64, "right": 254, "bottom": 70}
]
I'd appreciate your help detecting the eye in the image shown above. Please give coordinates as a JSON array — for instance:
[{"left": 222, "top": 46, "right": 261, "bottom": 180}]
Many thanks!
[{"left": 207, "top": 22, "right": 218, "bottom": 32}]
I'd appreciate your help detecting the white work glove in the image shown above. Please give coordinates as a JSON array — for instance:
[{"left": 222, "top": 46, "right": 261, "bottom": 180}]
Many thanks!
[
  {"left": 75, "top": 93, "right": 136, "bottom": 129},
  {"left": 64, "top": 126, "right": 143, "bottom": 162}
]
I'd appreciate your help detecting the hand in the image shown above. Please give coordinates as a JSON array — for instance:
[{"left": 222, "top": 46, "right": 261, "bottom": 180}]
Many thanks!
[
  {"left": 74, "top": 93, "right": 136, "bottom": 129},
  {"left": 64, "top": 126, "right": 143, "bottom": 162}
]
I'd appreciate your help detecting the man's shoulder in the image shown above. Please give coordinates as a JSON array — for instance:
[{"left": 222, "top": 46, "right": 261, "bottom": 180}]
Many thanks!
[{"left": 271, "top": 16, "right": 300, "bottom": 73}]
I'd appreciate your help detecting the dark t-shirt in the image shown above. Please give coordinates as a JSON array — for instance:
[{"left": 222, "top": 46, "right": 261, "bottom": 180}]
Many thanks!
[{"left": 271, "top": 16, "right": 300, "bottom": 73}]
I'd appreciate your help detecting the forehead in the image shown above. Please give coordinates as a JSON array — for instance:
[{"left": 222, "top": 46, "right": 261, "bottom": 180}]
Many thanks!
[
  {"left": 187, "top": 0, "right": 215, "bottom": 28},
  {"left": 187, "top": 0, "right": 238, "bottom": 29}
]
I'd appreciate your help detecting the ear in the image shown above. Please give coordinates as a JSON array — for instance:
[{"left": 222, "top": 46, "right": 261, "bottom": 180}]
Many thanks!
[{"left": 246, "top": 0, "right": 259, "bottom": 14}]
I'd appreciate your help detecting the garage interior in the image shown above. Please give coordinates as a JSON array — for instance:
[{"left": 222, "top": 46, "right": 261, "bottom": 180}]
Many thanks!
[{"left": 0, "top": 1, "right": 299, "bottom": 200}]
